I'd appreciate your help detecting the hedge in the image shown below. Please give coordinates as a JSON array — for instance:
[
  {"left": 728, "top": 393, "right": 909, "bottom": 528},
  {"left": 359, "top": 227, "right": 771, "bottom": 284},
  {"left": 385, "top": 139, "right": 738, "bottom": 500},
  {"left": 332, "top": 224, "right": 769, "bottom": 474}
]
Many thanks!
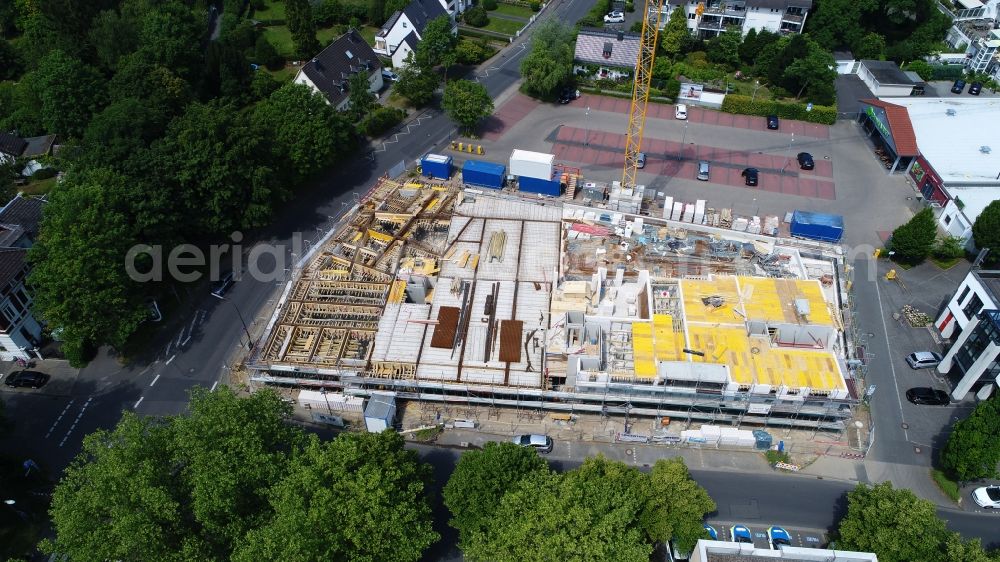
[{"left": 720, "top": 94, "right": 836, "bottom": 125}]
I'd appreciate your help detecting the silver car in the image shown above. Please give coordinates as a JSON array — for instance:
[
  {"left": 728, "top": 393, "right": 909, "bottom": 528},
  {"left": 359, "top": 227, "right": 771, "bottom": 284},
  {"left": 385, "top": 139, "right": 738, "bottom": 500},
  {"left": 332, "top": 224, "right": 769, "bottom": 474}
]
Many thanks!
[
  {"left": 512, "top": 434, "right": 553, "bottom": 453},
  {"left": 905, "top": 351, "right": 942, "bottom": 369},
  {"left": 697, "top": 160, "right": 710, "bottom": 181}
]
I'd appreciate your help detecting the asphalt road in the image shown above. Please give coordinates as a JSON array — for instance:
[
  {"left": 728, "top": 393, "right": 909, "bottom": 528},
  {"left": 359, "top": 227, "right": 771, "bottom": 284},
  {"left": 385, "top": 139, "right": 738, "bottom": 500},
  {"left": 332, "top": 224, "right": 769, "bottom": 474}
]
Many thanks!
[{"left": 413, "top": 444, "right": 1000, "bottom": 561}]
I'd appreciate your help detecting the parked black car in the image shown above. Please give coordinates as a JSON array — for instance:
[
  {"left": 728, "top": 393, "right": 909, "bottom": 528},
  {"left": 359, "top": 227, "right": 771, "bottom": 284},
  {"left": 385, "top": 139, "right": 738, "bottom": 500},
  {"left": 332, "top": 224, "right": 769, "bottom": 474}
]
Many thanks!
[
  {"left": 559, "top": 88, "right": 579, "bottom": 104},
  {"left": 211, "top": 271, "right": 235, "bottom": 298},
  {"left": 906, "top": 387, "right": 950, "bottom": 406},
  {"left": 741, "top": 167, "right": 759, "bottom": 186},
  {"left": 4, "top": 370, "right": 50, "bottom": 389},
  {"left": 951, "top": 79, "right": 966, "bottom": 94},
  {"left": 797, "top": 152, "right": 814, "bottom": 170},
  {"left": 766, "top": 115, "right": 779, "bottom": 130},
  {"left": 969, "top": 82, "right": 982, "bottom": 95}
]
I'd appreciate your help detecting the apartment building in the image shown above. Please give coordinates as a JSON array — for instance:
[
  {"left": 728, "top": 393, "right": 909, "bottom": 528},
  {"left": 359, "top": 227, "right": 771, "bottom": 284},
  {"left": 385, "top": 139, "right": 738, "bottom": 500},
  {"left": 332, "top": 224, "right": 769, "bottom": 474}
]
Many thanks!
[{"left": 661, "top": 0, "right": 812, "bottom": 39}]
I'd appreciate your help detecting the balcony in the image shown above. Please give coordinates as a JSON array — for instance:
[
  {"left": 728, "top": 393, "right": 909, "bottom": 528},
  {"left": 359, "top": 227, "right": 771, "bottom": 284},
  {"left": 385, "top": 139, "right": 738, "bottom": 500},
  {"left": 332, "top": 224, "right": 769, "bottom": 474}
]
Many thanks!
[{"left": 702, "top": 3, "right": 746, "bottom": 17}]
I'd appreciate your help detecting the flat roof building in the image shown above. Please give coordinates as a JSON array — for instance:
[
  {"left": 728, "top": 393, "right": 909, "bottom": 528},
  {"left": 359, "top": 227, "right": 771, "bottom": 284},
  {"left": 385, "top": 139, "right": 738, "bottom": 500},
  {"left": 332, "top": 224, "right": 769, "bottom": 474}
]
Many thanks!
[{"left": 690, "top": 539, "right": 878, "bottom": 561}]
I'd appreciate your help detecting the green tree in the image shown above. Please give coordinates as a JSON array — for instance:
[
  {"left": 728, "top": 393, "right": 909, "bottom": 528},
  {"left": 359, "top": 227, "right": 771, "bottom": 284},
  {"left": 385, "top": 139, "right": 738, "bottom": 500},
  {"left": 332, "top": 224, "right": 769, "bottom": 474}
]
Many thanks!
[
  {"left": 348, "top": 70, "right": 376, "bottom": 121},
  {"left": 286, "top": 0, "right": 321, "bottom": 58},
  {"left": 443, "top": 442, "right": 549, "bottom": 547},
  {"left": 889, "top": 207, "right": 937, "bottom": 264},
  {"left": 443, "top": 79, "right": 493, "bottom": 132},
  {"left": 855, "top": 32, "right": 886, "bottom": 60},
  {"left": 155, "top": 101, "right": 278, "bottom": 234},
  {"left": 384, "top": 0, "right": 408, "bottom": 19},
  {"left": 640, "top": 458, "right": 716, "bottom": 552},
  {"left": 942, "top": 533, "right": 996, "bottom": 562},
  {"left": 394, "top": 55, "right": 441, "bottom": 107},
  {"left": 933, "top": 235, "right": 966, "bottom": 260},
  {"left": 904, "top": 60, "right": 934, "bottom": 81},
  {"left": 137, "top": 2, "right": 203, "bottom": 78},
  {"left": 972, "top": 200, "right": 1000, "bottom": 261},
  {"left": 44, "top": 388, "right": 301, "bottom": 561},
  {"left": 87, "top": 8, "right": 140, "bottom": 72},
  {"left": 519, "top": 21, "right": 575, "bottom": 100},
  {"left": 254, "top": 34, "right": 284, "bottom": 70},
  {"left": 706, "top": 26, "right": 741, "bottom": 68},
  {"left": 235, "top": 432, "right": 438, "bottom": 562},
  {"left": 252, "top": 82, "right": 355, "bottom": 184},
  {"left": 28, "top": 169, "right": 149, "bottom": 362},
  {"left": 78, "top": 98, "right": 166, "bottom": 175},
  {"left": 940, "top": 395, "right": 1000, "bottom": 482},
  {"left": 783, "top": 40, "right": 836, "bottom": 102},
  {"left": 463, "top": 6, "right": 489, "bottom": 27},
  {"left": 201, "top": 39, "right": 253, "bottom": 100},
  {"left": 33, "top": 49, "right": 106, "bottom": 138},
  {"left": 464, "top": 457, "right": 654, "bottom": 562},
  {"left": 659, "top": 6, "right": 689, "bottom": 60},
  {"left": 414, "top": 15, "right": 459, "bottom": 71},
  {"left": 837, "top": 482, "right": 947, "bottom": 562},
  {"left": 0, "top": 68, "right": 45, "bottom": 136},
  {"left": 109, "top": 52, "right": 192, "bottom": 117},
  {"left": 368, "top": 0, "right": 386, "bottom": 24},
  {"left": 0, "top": 39, "right": 24, "bottom": 80}
]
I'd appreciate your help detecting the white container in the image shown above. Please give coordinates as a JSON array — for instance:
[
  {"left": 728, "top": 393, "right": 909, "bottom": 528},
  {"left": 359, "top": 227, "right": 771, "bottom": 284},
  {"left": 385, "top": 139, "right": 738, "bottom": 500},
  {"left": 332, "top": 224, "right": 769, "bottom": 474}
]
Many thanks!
[
  {"left": 510, "top": 149, "right": 554, "bottom": 180},
  {"left": 663, "top": 196, "right": 674, "bottom": 219}
]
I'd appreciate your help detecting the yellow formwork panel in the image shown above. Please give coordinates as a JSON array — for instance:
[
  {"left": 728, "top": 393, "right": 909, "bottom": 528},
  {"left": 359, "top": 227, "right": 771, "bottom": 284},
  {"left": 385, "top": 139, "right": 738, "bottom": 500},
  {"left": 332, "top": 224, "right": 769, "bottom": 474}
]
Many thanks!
[
  {"left": 680, "top": 278, "right": 743, "bottom": 325},
  {"left": 653, "top": 314, "right": 684, "bottom": 361},
  {"left": 686, "top": 325, "right": 844, "bottom": 391},
  {"left": 632, "top": 322, "right": 656, "bottom": 379},
  {"left": 367, "top": 229, "right": 394, "bottom": 243},
  {"left": 737, "top": 277, "right": 833, "bottom": 327},
  {"left": 387, "top": 280, "right": 407, "bottom": 304}
]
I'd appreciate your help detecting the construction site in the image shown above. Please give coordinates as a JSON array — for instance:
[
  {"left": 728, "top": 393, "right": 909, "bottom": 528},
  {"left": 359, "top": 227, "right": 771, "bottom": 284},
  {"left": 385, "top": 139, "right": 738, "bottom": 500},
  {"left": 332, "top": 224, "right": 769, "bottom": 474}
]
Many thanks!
[{"left": 248, "top": 172, "right": 863, "bottom": 432}]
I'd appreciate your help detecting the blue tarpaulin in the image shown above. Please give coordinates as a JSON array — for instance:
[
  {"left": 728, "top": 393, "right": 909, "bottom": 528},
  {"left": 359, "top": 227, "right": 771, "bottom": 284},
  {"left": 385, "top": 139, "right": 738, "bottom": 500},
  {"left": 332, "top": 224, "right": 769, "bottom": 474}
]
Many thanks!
[
  {"left": 462, "top": 160, "right": 506, "bottom": 189},
  {"left": 789, "top": 210, "right": 844, "bottom": 243}
]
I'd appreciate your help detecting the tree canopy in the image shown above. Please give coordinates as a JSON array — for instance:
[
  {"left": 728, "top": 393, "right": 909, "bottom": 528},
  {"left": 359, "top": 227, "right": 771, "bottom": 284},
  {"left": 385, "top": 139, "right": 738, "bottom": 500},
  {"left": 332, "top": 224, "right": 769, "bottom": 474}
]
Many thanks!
[
  {"left": 44, "top": 388, "right": 438, "bottom": 562},
  {"left": 836, "top": 482, "right": 947, "bottom": 562},
  {"left": 442, "top": 79, "right": 494, "bottom": 131},
  {"left": 519, "top": 21, "right": 575, "bottom": 100},
  {"left": 394, "top": 54, "right": 441, "bottom": 107},
  {"left": 889, "top": 207, "right": 937, "bottom": 264},
  {"left": 804, "top": 0, "right": 950, "bottom": 62},
  {"left": 453, "top": 455, "right": 715, "bottom": 561},
  {"left": 940, "top": 394, "right": 1000, "bottom": 482},
  {"left": 972, "top": 200, "right": 1000, "bottom": 262},
  {"left": 414, "top": 15, "right": 459, "bottom": 71},
  {"left": 659, "top": 6, "right": 689, "bottom": 60}
]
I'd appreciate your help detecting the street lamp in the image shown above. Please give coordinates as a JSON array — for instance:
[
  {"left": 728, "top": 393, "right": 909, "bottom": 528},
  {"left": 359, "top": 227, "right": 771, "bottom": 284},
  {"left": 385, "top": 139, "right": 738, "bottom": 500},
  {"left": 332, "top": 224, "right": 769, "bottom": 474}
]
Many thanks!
[
  {"left": 212, "top": 294, "right": 253, "bottom": 350},
  {"left": 751, "top": 80, "right": 761, "bottom": 103}
]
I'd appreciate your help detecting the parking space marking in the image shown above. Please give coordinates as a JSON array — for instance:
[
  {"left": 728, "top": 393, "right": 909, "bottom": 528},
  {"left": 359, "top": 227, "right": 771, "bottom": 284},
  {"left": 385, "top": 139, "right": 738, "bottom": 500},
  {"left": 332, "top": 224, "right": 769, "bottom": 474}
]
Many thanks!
[
  {"left": 210, "top": 381, "right": 219, "bottom": 392},
  {"left": 165, "top": 354, "right": 176, "bottom": 366},
  {"left": 58, "top": 396, "right": 92, "bottom": 448},
  {"left": 150, "top": 374, "right": 161, "bottom": 387},
  {"left": 44, "top": 399, "right": 76, "bottom": 439},
  {"left": 133, "top": 396, "right": 144, "bottom": 409}
]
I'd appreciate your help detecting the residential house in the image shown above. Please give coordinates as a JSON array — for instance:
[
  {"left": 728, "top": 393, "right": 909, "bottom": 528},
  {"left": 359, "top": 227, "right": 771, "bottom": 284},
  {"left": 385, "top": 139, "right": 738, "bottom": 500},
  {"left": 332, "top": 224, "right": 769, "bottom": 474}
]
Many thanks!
[
  {"left": 0, "top": 132, "right": 57, "bottom": 171},
  {"left": 660, "top": 0, "right": 812, "bottom": 39},
  {"left": 294, "top": 30, "right": 384, "bottom": 111},
  {"left": 935, "top": 269, "right": 1000, "bottom": 400},
  {"left": 942, "top": 0, "right": 1000, "bottom": 77},
  {"left": 574, "top": 29, "right": 640, "bottom": 81},
  {"left": 373, "top": 0, "right": 455, "bottom": 69},
  {"left": 856, "top": 60, "right": 919, "bottom": 97},
  {"left": 0, "top": 195, "right": 47, "bottom": 361}
]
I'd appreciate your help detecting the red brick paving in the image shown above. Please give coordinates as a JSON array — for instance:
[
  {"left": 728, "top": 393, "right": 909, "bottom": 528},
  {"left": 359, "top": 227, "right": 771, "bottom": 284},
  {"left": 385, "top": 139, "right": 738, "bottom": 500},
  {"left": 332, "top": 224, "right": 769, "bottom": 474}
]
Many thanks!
[
  {"left": 553, "top": 125, "right": 837, "bottom": 200},
  {"left": 482, "top": 93, "right": 541, "bottom": 141}
]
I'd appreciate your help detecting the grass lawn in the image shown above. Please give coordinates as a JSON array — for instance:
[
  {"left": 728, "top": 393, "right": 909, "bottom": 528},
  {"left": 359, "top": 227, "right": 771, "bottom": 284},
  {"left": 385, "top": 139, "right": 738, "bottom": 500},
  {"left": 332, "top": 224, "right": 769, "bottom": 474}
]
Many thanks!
[
  {"left": 20, "top": 176, "right": 57, "bottom": 196},
  {"left": 931, "top": 469, "right": 961, "bottom": 502},
  {"left": 482, "top": 17, "right": 524, "bottom": 36},
  {"left": 931, "top": 255, "right": 963, "bottom": 269},
  {"left": 490, "top": 3, "right": 534, "bottom": 18},
  {"left": 266, "top": 65, "right": 298, "bottom": 82},
  {"left": 262, "top": 25, "right": 294, "bottom": 58},
  {"left": 254, "top": 0, "right": 286, "bottom": 20}
]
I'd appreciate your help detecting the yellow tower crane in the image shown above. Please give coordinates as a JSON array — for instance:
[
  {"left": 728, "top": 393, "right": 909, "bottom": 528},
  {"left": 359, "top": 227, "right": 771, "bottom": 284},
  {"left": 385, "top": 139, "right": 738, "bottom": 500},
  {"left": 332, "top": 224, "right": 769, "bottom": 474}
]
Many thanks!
[{"left": 621, "top": 0, "right": 665, "bottom": 189}]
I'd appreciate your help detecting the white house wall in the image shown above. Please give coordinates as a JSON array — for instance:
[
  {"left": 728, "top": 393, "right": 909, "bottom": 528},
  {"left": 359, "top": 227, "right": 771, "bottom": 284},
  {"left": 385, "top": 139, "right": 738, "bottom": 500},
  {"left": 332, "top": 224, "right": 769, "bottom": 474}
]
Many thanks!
[
  {"left": 377, "top": 13, "right": 418, "bottom": 56},
  {"left": 935, "top": 271, "right": 994, "bottom": 338}
]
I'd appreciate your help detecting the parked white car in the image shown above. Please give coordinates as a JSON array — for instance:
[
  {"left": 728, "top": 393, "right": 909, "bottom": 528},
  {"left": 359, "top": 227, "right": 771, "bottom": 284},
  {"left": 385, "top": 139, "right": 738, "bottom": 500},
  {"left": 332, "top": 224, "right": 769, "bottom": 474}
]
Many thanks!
[
  {"left": 972, "top": 485, "right": 1000, "bottom": 508},
  {"left": 603, "top": 11, "right": 625, "bottom": 23},
  {"left": 675, "top": 103, "right": 688, "bottom": 120}
]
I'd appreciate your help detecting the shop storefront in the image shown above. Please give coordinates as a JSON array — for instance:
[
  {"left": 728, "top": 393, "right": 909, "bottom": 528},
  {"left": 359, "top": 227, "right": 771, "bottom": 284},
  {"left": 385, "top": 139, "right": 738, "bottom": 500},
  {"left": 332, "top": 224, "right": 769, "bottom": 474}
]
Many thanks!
[
  {"left": 857, "top": 100, "right": 918, "bottom": 174},
  {"left": 909, "top": 156, "right": 948, "bottom": 206}
]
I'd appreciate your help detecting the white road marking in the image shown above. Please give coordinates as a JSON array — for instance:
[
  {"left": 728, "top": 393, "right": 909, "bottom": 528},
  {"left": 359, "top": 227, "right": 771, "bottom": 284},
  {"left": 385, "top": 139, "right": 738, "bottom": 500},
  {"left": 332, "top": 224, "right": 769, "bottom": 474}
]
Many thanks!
[
  {"left": 133, "top": 396, "right": 144, "bottom": 409},
  {"left": 165, "top": 354, "right": 176, "bottom": 366},
  {"left": 210, "top": 381, "right": 219, "bottom": 392},
  {"left": 150, "top": 374, "right": 161, "bottom": 387},
  {"left": 58, "top": 397, "right": 92, "bottom": 448},
  {"left": 45, "top": 399, "right": 76, "bottom": 439}
]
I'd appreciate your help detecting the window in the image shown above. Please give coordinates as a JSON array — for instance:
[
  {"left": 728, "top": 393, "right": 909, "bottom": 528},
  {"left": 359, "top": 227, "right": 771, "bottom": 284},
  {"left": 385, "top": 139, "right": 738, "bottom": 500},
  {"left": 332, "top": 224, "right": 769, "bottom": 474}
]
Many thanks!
[
  {"left": 944, "top": 215, "right": 952, "bottom": 225},
  {"left": 688, "top": 12, "right": 695, "bottom": 18},
  {"left": 963, "top": 293, "right": 984, "bottom": 319},
  {"left": 1, "top": 300, "right": 18, "bottom": 324},
  {"left": 957, "top": 286, "right": 971, "bottom": 305}
]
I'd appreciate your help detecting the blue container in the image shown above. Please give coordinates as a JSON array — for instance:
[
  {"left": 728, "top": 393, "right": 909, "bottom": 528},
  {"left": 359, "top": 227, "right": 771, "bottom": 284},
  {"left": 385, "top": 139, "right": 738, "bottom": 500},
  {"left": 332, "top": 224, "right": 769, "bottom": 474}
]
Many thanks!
[
  {"left": 421, "top": 154, "right": 453, "bottom": 179},
  {"left": 462, "top": 160, "right": 506, "bottom": 189},
  {"left": 789, "top": 210, "right": 844, "bottom": 243},
  {"left": 519, "top": 175, "right": 562, "bottom": 196}
]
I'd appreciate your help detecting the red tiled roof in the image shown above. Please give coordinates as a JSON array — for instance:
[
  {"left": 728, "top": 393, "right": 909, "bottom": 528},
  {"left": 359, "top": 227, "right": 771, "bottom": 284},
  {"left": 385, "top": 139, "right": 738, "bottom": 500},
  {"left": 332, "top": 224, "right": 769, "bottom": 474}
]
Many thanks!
[{"left": 860, "top": 99, "right": 919, "bottom": 157}]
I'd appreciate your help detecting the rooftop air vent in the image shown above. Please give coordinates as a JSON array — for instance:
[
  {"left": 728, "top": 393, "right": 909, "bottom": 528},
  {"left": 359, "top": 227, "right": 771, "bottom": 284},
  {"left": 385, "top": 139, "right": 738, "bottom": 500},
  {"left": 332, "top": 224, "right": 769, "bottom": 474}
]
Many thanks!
[
  {"left": 981, "top": 146, "right": 992, "bottom": 154},
  {"left": 617, "top": 30, "right": 624, "bottom": 41},
  {"left": 946, "top": 108, "right": 957, "bottom": 116}
]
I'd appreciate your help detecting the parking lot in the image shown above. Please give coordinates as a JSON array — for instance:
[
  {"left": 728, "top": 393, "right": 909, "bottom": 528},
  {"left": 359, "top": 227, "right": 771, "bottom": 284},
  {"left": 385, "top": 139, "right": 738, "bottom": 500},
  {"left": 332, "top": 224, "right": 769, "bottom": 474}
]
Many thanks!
[
  {"left": 481, "top": 92, "right": 918, "bottom": 246},
  {"left": 709, "top": 523, "right": 827, "bottom": 550}
]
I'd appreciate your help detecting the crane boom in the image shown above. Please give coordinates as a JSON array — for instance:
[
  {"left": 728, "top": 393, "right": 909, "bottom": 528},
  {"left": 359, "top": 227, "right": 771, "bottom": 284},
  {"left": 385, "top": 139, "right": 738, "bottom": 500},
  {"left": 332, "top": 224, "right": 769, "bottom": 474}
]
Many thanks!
[{"left": 621, "top": 0, "right": 665, "bottom": 189}]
